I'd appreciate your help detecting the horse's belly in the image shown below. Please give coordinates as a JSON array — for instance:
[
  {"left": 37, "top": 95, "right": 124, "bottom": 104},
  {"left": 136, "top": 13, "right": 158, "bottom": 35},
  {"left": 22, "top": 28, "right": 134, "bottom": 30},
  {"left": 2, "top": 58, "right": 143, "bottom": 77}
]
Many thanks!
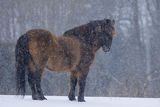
[{"left": 46, "top": 57, "right": 74, "bottom": 72}]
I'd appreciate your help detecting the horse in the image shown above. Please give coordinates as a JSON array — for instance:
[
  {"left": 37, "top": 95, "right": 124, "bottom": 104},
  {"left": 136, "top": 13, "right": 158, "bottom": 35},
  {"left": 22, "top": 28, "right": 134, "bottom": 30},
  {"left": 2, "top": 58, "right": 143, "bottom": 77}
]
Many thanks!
[{"left": 15, "top": 19, "right": 116, "bottom": 102}]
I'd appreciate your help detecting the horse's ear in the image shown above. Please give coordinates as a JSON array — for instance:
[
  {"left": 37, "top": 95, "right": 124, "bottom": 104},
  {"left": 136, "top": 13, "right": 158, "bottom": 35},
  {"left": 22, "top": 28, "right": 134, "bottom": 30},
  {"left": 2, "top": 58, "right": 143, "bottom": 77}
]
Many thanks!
[
  {"left": 104, "top": 19, "right": 115, "bottom": 25},
  {"left": 104, "top": 19, "right": 110, "bottom": 23}
]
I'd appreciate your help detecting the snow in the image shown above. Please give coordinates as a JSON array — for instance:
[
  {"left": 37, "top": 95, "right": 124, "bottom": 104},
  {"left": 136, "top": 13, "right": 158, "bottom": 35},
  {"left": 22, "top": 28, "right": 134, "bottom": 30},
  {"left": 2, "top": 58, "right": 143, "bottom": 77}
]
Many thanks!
[{"left": 0, "top": 95, "right": 160, "bottom": 107}]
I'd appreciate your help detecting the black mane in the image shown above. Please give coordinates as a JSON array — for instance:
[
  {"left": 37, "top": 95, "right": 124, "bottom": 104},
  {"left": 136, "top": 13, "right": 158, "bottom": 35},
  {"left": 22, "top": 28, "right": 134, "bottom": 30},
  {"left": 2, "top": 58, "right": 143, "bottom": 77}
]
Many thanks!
[{"left": 63, "top": 19, "right": 112, "bottom": 45}]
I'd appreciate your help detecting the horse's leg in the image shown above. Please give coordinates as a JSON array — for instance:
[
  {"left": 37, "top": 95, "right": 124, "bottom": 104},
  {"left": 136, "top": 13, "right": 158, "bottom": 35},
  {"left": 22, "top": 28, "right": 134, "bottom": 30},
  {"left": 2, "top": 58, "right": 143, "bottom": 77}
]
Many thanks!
[
  {"left": 68, "top": 72, "right": 77, "bottom": 101},
  {"left": 28, "top": 68, "right": 38, "bottom": 100},
  {"left": 28, "top": 67, "right": 46, "bottom": 100},
  {"left": 78, "top": 72, "right": 88, "bottom": 102},
  {"left": 34, "top": 69, "right": 47, "bottom": 100}
]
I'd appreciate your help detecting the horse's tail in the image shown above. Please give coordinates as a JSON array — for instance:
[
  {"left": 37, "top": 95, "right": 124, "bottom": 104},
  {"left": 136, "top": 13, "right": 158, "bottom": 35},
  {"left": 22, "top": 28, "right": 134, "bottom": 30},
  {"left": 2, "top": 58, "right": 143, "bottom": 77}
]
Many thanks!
[{"left": 15, "top": 34, "right": 30, "bottom": 96}]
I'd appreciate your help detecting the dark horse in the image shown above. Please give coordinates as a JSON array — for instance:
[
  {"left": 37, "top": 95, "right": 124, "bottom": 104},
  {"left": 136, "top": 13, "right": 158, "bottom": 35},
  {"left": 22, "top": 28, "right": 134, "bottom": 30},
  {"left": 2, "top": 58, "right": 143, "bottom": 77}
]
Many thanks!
[{"left": 15, "top": 19, "right": 116, "bottom": 102}]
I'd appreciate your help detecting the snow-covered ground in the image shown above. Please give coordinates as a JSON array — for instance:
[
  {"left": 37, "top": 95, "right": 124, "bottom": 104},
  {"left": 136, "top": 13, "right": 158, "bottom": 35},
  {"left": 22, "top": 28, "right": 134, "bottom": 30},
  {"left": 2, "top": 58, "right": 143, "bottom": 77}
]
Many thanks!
[{"left": 0, "top": 95, "right": 160, "bottom": 107}]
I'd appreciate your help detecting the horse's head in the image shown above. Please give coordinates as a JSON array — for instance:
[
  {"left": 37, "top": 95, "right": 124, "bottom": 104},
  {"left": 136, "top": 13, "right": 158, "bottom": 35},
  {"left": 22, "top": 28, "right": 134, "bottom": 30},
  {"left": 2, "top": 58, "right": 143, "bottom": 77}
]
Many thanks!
[{"left": 91, "top": 19, "right": 116, "bottom": 52}]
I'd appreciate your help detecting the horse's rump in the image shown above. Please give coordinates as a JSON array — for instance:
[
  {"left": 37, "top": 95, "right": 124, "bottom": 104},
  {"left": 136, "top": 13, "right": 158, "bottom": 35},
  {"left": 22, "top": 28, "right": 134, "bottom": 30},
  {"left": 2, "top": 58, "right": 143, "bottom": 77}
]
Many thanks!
[{"left": 23, "top": 30, "right": 54, "bottom": 71}]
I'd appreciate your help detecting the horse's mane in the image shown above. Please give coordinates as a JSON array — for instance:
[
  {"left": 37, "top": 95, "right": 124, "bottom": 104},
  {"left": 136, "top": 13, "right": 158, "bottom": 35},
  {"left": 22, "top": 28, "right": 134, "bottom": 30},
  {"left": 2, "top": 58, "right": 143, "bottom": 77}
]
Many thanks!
[
  {"left": 63, "top": 19, "right": 111, "bottom": 45},
  {"left": 63, "top": 19, "right": 112, "bottom": 36}
]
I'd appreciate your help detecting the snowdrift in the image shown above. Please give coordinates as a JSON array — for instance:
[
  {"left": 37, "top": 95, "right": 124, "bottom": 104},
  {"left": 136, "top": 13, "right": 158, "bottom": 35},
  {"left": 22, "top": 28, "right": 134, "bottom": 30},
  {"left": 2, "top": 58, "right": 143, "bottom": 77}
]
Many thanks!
[{"left": 0, "top": 95, "right": 159, "bottom": 107}]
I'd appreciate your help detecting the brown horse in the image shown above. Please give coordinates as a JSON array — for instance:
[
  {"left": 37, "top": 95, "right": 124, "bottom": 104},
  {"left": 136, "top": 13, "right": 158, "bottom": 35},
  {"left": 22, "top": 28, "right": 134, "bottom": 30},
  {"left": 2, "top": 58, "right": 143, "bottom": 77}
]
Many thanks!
[{"left": 15, "top": 19, "right": 116, "bottom": 102}]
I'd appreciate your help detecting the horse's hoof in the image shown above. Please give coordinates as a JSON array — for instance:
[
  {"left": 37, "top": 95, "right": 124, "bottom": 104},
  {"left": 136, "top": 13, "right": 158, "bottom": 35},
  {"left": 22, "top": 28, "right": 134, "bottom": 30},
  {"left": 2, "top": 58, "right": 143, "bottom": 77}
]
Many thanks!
[
  {"left": 32, "top": 97, "right": 39, "bottom": 100},
  {"left": 39, "top": 96, "right": 47, "bottom": 100},
  {"left": 78, "top": 99, "right": 86, "bottom": 102},
  {"left": 78, "top": 97, "right": 86, "bottom": 102},
  {"left": 32, "top": 96, "right": 47, "bottom": 100},
  {"left": 69, "top": 97, "right": 76, "bottom": 101},
  {"left": 68, "top": 95, "right": 76, "bottom": 101}
]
